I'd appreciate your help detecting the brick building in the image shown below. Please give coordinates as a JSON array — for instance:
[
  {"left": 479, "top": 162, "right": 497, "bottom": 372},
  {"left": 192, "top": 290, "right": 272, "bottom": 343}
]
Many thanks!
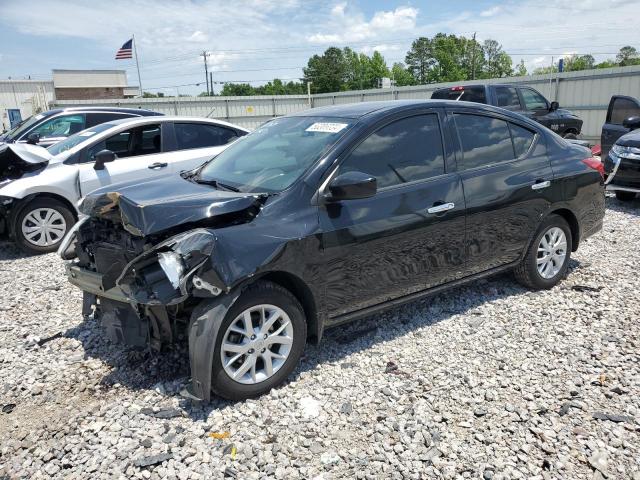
[{"left": 52, "top": 70, "right": 138, "bottom": 100}]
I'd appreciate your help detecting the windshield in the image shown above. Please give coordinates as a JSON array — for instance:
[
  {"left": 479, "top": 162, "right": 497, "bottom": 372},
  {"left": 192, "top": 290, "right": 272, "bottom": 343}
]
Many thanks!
[
  {"left": 3, "top": 113, "right": 47, "bottom": 141},
  {"left": 197, "top": 116, "right": 353, "bottom": 193},
  {"left": 47, "top": 123, "right": 116, "bottom": 156}
]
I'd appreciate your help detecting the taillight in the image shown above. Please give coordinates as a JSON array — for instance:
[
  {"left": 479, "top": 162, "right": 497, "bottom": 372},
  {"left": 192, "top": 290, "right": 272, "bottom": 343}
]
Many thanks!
[
  {"left": 590, "top": 144, "right": 601, "bottom": 156},
  {"left": 582, "top": 157, "right": 605, "bottom": 179},
  {"left": 450, "top": 86, "right": 464, "bottom": 91}
]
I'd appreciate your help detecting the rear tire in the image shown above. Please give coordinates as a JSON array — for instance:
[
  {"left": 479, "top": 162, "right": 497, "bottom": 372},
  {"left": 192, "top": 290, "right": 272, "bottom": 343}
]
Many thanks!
[
  {"left": 514, "top": 214, "right": 572, "bottom": 290},
  {"left": 615, "top": 191, "right": 636, "bottom": 202},
  {"left": 13, "top": 198, "right": 75, "bottom": 254},
  {"left": 563, "top": 132, "right": 578, "bottom": 140},
  {"left": 209, "top": 281, "right": 306, "bottom": 400}
]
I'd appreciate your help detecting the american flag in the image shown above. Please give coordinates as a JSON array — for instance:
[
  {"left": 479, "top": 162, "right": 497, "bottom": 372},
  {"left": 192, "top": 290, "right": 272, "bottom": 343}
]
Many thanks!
[{"left": 115, "top": 39, "right": 133, "bottom": 60}]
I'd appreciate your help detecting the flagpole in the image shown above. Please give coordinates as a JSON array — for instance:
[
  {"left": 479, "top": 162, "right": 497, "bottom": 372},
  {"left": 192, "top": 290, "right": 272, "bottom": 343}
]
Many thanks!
[{"left": 132, "top": 34, "right": 143, "bottom": 97}]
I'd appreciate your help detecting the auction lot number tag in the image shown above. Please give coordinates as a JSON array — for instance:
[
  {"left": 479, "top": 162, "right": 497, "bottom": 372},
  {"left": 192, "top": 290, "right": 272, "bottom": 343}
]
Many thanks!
[{"left": 305, "top": 122, "right": 349, "bottom": 133}]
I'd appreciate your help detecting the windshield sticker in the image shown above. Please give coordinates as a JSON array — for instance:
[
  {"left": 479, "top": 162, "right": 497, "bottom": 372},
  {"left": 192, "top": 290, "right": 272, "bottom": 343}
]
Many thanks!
[
  {"left": 79, "top": 131, "right": 96, "bottom": 137},
  {"left": 305, "top": 122, "right": 349, "bottom": 134}
]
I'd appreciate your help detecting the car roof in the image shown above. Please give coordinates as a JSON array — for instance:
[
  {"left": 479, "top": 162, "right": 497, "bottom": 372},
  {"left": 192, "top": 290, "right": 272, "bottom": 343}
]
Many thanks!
[
  {"left": 56, "top": 106, "right": 162, "bottom": 115},
  {"left": 96, "top": 115, "right": 249, "bottom": 131},
  {"left": 289, "top": 99, "right": 536, "bottom": 124}
]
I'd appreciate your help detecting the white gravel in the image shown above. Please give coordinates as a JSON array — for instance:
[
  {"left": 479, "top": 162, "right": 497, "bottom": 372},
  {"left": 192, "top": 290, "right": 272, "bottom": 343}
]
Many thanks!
[{"left": 1, "top": 195, "right": 639, "bottom": 480}]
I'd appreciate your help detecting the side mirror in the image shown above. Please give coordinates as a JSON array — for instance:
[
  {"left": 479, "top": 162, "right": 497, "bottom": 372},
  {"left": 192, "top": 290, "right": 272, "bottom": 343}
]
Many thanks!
[
  {"left": 326, "top": 171, "right": 377, "bottom": 201},
  {"left": 549, "top": 101, "right": 559, "bottom": 112},
  {"left": 26, "top": 132, "right": 41, "bottom": 145},
  {"left": 93, "top": 149, "right": 117, "bottom": 170},
  {"left": 622, "top": 116, "right": 640, "bottom": 131}
]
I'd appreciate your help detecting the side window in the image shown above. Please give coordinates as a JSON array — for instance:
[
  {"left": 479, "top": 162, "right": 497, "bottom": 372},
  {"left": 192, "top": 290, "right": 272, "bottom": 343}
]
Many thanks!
[
  {"left": 30, "top": 114, "right": 86, "bottom": 139},
  {"left": 85, "top": 113, "right": 135, "bottom": 128},
  {"left": 454, "top": 114, "right": 514, "bottom": 169},
  {"left": 174, "top": 123, "right": 238, "bottom": 150},
  {"left": 609, "top": 98, "right": 640, "bottom": 125},
  {"left": 509, "top": 123, "right": 536, "bottom": 157},
  {"left": 495, "top": 87, "right": 522, "bottom": 110},
  {"left": 520, "top": 88, "right": 548, "bottom": 110},
  {"left": 338, "top": 114, "right": 445, "bottom": 189},
  {"left": 86, "top": 124, "right": 161, "bottom": 161}
]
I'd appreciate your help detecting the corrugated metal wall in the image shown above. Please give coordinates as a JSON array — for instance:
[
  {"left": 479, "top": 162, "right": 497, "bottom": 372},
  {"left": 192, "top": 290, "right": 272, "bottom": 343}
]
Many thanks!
[
  {"left": 51, "top": 65, "right": 640, "bottom": 139},
  {"left": 0, "top": 80, "right": 55, "bottom": 130}
]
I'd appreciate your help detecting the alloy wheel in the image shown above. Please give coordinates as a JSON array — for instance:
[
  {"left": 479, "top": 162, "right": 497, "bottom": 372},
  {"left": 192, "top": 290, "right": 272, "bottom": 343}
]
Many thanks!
[
  {"left": 21, "top": 208, "right": 67, "bottom": 247},
  {"left": 220, "top": 304, "right": 294, "bottom": 385},
  {"left": 536, "top": 227, "right": 567, "bottom": 279}
]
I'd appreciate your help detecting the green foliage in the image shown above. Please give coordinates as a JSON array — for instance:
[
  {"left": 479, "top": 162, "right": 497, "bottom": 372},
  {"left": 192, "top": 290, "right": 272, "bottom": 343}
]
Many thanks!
[
  {"left": 215, "top": 40, "right": 639, "bottom": 97},
  {"left": 142, "top": 91, "right": 165, "bottom": 98},
  {"left": 617, "top": 46, "right": 640, "bottom": 66},
  {"left": 564, "top": 54, "right": 595, "bottom": 71},
  {"left": 514, "top": 60, "right": 528, "bottom": 76},
  {"left": 391, "top": 62, "right": 416, "bottom": 86},
  {"left": 482, "top": 39, "right": 512, "bottom": 78}
]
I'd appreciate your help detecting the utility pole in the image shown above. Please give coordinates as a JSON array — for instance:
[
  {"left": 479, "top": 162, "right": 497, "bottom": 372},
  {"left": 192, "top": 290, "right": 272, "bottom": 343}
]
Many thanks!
[
  {"left": 471, "top": 32, "right": 477, "bottom": 80},
  {"left": 210, "top": 72, "right": 213, "bottom": 95},
  {"left": 307, "top": 81, "right": 312, "bottom": 108},
  {"left": 201, "top": 51, "right": 210, "bottom": 96}
]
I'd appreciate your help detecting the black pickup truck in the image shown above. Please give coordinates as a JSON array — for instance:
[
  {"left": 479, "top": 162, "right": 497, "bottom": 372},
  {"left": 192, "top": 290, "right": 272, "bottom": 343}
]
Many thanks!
[{"left": 432, "top": 84, "right": 583, "bottom": 138}]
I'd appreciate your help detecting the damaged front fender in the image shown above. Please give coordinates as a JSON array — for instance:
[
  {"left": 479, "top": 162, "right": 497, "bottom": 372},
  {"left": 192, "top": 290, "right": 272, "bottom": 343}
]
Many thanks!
[{"left": 187, "top": 291, "right": 240, "bottom": 401}]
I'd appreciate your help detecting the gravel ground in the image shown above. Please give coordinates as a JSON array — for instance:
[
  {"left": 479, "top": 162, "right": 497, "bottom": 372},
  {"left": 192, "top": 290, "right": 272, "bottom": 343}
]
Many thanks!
[{"left": 0, "top": 195, "right": 639, "bottom": 480}]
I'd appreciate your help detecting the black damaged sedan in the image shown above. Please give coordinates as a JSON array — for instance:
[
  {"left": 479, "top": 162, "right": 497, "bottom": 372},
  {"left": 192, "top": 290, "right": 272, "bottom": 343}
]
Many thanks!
[{"left": 61, "top": 100, "right": 605, "bottom": 400}]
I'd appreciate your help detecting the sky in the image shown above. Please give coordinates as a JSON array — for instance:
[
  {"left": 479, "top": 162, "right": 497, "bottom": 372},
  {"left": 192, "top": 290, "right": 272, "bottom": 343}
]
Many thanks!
[{"left": 1, "top": 0, "right": 639, "bottom": 95}]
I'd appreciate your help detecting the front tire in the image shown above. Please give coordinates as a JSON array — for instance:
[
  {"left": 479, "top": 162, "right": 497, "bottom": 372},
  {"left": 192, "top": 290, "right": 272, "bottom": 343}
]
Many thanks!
[
  {"left": 563, "top": 132, "right": 578, "bottom": 140},
  {"left": 13, "top": 198, "right": 75, "bottom": 254},
  {"left": 209, "top": 281, "right": 307, "bottom": 400},
  {"left": 514, "top": 214, "right": 572, "bottom": 290},
  {"left": 615, "top": 191, "right": 636, "bottom": 202}
]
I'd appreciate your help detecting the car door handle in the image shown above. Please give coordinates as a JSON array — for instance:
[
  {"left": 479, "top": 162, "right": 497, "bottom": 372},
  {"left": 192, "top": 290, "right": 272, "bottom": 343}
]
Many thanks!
[
  {"left": 148, "top": 162, "right": 168, "bottom": 169},
  {"left": 427, "top": 202, "right": 455, "bottom": 214},
  {"left": 531, "top": 180, "right": 551, "bottom": 190}
]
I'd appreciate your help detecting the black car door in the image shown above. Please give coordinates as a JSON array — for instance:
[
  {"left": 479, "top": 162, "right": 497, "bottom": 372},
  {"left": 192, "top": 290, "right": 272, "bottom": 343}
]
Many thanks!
[
  {"left": 450, "top": 109, "right": 554, "bottom": 275},
  {"left": 601, "top": 96, "right": 640, "bottom": 159},
  {"left": 319, "top": 110, "right": 466, "bottom": 319}
]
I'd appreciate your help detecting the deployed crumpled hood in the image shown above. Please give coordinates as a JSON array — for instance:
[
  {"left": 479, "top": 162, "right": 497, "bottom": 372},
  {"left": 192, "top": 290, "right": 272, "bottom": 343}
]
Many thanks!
[
  {"left": 80, "top": 174, "right": 268, "bottom": 237},
  {"left": 0, "top": 143, "right": 52, "bottom": 181},
  {"left": 616, "top": 129, "right": 640, "bottom": 148}
]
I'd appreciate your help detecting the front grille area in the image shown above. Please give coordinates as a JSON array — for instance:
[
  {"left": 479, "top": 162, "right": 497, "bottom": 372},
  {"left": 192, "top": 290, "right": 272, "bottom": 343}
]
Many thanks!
[{"left": 76, "top": 218, "right": 149, "bottom": 277}]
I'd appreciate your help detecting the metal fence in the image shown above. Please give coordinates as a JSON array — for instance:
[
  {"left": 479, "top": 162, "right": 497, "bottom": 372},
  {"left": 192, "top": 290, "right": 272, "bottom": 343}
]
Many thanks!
[{"left": 52, "top": 65, "right": 640, "bottom": 140}]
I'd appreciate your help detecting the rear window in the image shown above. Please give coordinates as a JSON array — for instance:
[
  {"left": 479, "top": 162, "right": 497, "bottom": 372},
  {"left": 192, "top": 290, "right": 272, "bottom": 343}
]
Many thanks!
[{"left": 431, "top": 87, "right": 487, "bottom": 104}]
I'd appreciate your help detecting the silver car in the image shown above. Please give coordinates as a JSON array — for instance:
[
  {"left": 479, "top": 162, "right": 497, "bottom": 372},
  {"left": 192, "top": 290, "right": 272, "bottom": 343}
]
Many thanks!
[{"left": 0, "top": 116, "right": 249, "bottom": 254}]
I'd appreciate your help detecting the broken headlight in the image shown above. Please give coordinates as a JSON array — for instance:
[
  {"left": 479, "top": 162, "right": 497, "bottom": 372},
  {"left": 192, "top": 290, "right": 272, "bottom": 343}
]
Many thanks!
[
  {"left": 158, "top": 252, "right": 185, "bottom": 289},
  {"left": 612, "top": 144, "right": 640, "bottom": 160}
]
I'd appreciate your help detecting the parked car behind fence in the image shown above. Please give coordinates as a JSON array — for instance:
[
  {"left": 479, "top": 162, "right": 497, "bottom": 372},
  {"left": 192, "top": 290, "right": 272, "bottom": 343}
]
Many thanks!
[{"left": 431, "top": 84, "right": 583, "bottom": 139}]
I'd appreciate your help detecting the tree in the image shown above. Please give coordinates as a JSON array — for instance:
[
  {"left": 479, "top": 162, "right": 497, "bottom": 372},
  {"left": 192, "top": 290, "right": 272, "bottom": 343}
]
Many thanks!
[
  {"left": 303, "top": 47, "right": 348, "bottom": 93},
  {"left": 595, "top": 59, "right": 618, "bottom": 69},
  {"left": 142, "top": 91, "right": 165, "bottom": 98},
  {"left": 220, "top": 83, "right": 255, "bottom": 96},
  {"left": 405, "top": 37, "right": 434, "bottom": 84},
  {"left": 391, "top": 62, "right": 416, "bottom": 86},
  {"left": 564, "top": 54, "right": 595, "bottom": 72},
  {"left": 514, "top": 60, "right": 528, "bottom": 76},
  {"left": 617, "top": 46, "right": 640, "bottom": 66},
  {"left": 482, "top": 39, "right": 512, "bottom": 78},
  {"left": 366, "top": 51, "right": 391, "bottom": 88},
  {"left": 533, "top": 65, "right": 558, "bottom": 75}
]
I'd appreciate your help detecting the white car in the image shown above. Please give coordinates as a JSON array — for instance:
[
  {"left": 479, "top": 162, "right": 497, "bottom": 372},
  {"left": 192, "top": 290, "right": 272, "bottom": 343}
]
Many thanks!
[{"left": 0, "top": 116, "right": 249, "bottom": 254}]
